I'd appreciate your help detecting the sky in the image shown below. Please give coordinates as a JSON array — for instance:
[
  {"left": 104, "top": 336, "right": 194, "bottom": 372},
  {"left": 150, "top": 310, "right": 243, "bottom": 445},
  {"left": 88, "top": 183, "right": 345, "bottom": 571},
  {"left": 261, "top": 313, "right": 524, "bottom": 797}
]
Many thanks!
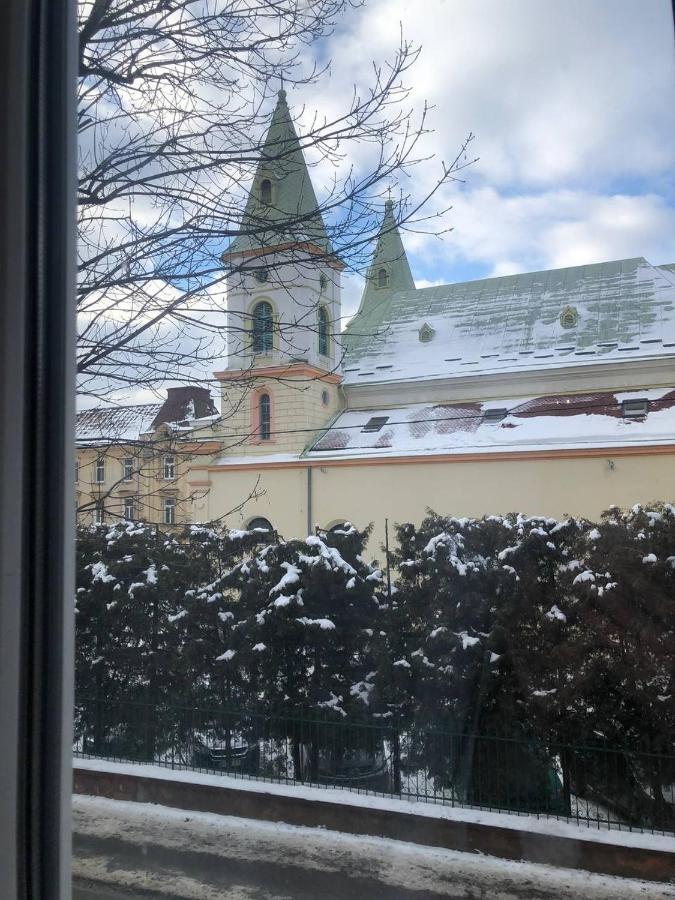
[{"left": 290, "top": 0, "right": 675, "bottom": 319}]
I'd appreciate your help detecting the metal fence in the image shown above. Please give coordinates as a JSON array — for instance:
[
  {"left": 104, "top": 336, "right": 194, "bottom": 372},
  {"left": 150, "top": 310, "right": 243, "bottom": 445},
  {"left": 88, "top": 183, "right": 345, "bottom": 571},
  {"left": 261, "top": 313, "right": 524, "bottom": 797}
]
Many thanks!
[{"left": 73, "top": 695, "right": 675, "bottom": 835}]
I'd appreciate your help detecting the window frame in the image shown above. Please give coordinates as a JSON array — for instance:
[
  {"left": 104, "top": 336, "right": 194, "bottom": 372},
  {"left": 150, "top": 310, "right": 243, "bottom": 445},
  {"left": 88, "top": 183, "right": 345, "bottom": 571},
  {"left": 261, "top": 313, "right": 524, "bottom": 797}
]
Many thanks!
[
  {"left": 259, "top": 392, "right": 272, "bottom": 441},
  {"left": 164, "top": 496, "right": 176, "bottom": 525},
  {"left": 123, "top": 496, "right": 135, "bottom": 521},
  {"left": 377, "top": 267, "right": 389, "bottom": 288},
  {"left": 163, "top": 454, "right": 176, "bottom": 480},
  {"left": 251, "top": 300, "right": 274, "bottom": 354},
  {"left": 318, "top": 305, "right": 330, "bottom": 357},
  {"left": 260, "top": 177, "right": 272, "bottom": 205},
  {"left": 95, "top": 456, "right": 105, "bottom": 483},
  {"left": 122, "top": 456, "right": 133, "bottom": 481},
  {"left": 94, "top": 501, "right": 104, "bottom": 526}
]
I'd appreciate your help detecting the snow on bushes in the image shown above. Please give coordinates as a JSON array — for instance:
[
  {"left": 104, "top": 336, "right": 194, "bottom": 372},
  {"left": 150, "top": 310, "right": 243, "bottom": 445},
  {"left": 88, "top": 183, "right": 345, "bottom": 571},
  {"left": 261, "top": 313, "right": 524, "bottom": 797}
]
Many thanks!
[{"left": 75, "top": 507, "right": 674, "bottom": 777}]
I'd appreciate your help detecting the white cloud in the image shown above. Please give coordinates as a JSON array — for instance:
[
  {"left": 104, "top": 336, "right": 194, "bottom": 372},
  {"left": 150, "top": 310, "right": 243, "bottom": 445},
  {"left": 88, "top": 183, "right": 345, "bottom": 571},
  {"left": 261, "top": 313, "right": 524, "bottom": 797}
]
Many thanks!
[
  {"left": 415, "top": 187, "right": 675, "bottom": 277},
  {"left": 291, "top": 0, "right": 675, "bottom": 284}
]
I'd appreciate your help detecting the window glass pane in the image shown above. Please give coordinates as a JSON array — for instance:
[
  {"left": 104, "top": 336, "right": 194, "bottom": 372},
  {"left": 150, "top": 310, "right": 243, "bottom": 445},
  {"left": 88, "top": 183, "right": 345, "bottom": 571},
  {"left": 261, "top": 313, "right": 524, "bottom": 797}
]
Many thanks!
[{"left": 259, "top": 393, "right": 271, "bottom": 440}]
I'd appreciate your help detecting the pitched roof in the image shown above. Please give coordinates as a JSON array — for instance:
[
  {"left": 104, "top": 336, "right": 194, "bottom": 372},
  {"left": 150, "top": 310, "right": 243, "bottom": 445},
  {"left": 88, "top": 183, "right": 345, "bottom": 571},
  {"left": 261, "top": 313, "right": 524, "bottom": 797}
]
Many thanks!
[
  {"left": 225, "top": 90, "right": 333, "bottom": 259},
  {"left": 76, "top": 404, "right": 162, "bottom": 445},
  {"left": 342, "top": 257, "right": 675, "bottom": 385},
  {"left": 354, "top": 200, "right": 415, "bottom": 321},
  {"left": 306, "top": 388, "right": 675, "bottom": 459}
]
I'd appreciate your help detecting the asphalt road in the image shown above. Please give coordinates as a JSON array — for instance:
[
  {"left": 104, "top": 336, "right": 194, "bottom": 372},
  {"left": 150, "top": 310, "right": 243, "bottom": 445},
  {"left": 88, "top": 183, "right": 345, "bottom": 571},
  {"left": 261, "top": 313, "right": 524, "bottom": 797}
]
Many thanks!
[{"left": 72, "top": 794, "right": 673, "bottom": 900}]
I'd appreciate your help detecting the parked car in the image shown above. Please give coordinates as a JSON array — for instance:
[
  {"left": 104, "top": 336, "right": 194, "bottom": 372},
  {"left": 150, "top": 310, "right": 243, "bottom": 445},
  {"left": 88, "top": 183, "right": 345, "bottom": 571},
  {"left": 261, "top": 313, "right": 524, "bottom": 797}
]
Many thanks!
[
  {"left": 316, "top": 745, "right": 391, "bottom": 792},
  {"left": 191, "top": 735, "right": 260, "bottom": 775}
]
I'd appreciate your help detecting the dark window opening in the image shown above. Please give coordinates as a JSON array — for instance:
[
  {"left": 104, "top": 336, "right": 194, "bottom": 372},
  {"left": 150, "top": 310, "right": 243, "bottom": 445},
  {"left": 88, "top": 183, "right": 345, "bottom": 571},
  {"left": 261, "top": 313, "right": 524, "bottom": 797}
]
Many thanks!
[
  {"left": 259, "top": 393, "right": 271, "bottom": 440},
  {"left": 248, "top": 516, "right": 273, "bottom": 533},
  {"left": 377, "top": 267, "right": 389, "bottom": 288},
  {"left": 260, "top": 178, "right": 272, "bottom": 205},
  {"left": 252, "top": 301, "right": 274, "bottom": 353},
  {"left": 318, "top": 306, "right": 329, "bottom": 356}
]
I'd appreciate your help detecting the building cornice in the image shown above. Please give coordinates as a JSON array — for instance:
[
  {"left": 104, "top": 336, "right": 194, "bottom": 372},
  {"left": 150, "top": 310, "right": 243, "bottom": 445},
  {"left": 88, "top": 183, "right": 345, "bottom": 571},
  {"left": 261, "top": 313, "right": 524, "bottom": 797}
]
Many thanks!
[
  {"left": 342, "top": 356, "right": 675, "bottom": 409},
  {"left": 199, "top": 442, "right": 675, "bottom": 473},
  {"left": 214, "top": 363, "right": 343, "bottom": 384},
  {"left": 221, "top": 242, "right": 345, "bottom": 271}
]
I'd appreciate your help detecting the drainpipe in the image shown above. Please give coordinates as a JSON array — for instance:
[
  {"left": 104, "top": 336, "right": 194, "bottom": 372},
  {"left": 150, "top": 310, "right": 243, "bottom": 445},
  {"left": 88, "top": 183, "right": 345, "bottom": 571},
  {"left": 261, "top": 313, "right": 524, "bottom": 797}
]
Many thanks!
[{"left": 306, "top": 466, "right": 313, "bottom": 536}]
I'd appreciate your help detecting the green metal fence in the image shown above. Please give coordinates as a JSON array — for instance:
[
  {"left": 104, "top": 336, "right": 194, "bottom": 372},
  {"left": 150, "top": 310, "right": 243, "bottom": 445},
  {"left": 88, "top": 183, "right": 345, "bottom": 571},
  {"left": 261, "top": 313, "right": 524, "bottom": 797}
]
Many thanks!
[{"left": 73, "top": 695, "right": 675, "bottom": 835}]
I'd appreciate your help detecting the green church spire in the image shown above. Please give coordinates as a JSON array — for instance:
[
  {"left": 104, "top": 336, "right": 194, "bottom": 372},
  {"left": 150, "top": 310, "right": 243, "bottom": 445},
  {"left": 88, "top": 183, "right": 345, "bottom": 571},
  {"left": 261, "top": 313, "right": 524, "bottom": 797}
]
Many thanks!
[
  {"left": 224, "top": 89, "right": 334, "bottom": 261},
  {"left": 354, "top": 199, "right": 415, "bottom": 319}
]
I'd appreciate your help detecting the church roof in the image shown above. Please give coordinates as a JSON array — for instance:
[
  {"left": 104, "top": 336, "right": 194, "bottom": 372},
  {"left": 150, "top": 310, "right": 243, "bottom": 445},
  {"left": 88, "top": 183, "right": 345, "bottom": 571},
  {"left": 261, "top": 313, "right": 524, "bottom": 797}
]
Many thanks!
[
  {"left": 225, "top": 90, "right": 334, "bottom": 260},
  {"left": 342, "top": 257, "right": 675, "bottom": 385},
  {"left": 306, "top": 388, "right": 675, "bottom": 459},
  {"left": 354, "top": 200, "right": 415, "bottom": 320}
]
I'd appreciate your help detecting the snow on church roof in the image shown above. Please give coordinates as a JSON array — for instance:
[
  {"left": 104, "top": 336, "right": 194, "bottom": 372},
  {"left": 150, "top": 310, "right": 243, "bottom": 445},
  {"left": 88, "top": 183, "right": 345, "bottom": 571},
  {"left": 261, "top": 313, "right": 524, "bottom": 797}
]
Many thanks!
[
  {"left": 342, "top": 258, "right": 675, "bottom": 385},
  {"left": 306, "top": 388, "right": 675, "bottom": 459}
]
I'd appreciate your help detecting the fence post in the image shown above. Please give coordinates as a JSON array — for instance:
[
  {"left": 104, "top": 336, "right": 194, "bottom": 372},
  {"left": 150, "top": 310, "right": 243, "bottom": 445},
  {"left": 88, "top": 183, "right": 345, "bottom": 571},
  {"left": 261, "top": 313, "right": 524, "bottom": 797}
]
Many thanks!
[{"left": 392, "top": 718, "right": 402, "bottom": 794}]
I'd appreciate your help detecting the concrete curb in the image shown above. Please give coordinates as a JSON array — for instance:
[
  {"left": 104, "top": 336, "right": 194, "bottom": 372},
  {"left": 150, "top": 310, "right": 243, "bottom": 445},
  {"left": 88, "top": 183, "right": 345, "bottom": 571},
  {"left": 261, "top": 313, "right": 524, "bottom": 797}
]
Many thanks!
[{"left": 73, "top": 765, "right": 675, "bottom": 884}]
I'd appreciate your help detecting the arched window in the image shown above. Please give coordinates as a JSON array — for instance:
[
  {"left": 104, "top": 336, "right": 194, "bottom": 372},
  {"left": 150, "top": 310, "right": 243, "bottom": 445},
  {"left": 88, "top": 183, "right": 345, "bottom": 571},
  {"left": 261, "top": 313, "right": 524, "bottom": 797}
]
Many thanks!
[
  {"left": 318, "top": 306, "right": 330, "bottom": 356},
  {"left": 252, "top": 301, "right": 274, "bottom": 353},
  {"left": 260, "top": 178, "right": 272, "bottom": 205},
  {"left": 248, "top": 516, "right": 273, "bottom": 535},
  {"left": 259, "top": 392, "right": 271, "bottom": 440},
  {"left": 377, "top": 267, "right": 389, "bottom": 288}
]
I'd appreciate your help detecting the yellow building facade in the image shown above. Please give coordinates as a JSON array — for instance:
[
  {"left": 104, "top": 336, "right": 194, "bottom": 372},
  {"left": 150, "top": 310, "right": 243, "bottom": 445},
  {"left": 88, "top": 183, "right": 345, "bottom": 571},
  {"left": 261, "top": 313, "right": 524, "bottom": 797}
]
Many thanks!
[{"left": 79, "top": 90, "right": 675, "bottom": 550}]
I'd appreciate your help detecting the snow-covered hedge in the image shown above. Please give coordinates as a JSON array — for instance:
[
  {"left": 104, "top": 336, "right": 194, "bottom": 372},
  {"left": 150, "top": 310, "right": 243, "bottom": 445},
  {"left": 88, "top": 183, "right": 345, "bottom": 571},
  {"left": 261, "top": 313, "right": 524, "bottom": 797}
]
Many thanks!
[{"left": 75, "top": 508, "right": 674, "bottom": 761}]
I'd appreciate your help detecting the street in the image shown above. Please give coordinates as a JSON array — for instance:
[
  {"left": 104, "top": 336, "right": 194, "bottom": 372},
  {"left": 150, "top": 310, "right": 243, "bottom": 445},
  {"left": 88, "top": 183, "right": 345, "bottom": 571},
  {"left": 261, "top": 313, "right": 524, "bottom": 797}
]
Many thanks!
[{"left": 72, "top": 794, "right": 673, "bottom": 900}]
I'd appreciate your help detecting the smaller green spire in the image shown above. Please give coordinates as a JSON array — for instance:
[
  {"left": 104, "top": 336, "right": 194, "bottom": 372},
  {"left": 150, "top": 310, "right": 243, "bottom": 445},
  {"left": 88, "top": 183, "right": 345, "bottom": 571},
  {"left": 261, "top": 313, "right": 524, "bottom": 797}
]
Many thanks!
[{"left": 354, "top": 200, "right": 415, "bottom": 321}]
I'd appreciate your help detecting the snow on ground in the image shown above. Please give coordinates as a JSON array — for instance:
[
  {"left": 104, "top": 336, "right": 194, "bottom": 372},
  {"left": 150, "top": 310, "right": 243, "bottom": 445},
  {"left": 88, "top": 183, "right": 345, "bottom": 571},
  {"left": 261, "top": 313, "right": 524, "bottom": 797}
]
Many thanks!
[
  {"left": 74, "top": 757, "right": 675, "bottom": 850},
  {"left": 72, "top": 794, "right": 674, "bottom": 899}
]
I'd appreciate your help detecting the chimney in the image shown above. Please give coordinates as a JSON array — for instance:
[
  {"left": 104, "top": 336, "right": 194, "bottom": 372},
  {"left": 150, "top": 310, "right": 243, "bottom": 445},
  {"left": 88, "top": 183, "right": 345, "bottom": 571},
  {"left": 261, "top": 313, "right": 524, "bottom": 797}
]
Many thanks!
[{"left": 151, "top": 386, "right": 218, "bottom": 428}]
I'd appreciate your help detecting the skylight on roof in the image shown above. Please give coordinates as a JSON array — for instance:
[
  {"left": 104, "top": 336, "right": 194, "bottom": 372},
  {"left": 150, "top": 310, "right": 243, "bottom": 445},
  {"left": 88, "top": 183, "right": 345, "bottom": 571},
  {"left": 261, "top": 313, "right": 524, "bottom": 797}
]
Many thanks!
[
  {"left": 483, "top": 408, "right": 508, "bottom": 424},
  {"left": 362, "top": 416, "right": 389, "bottom": 433},
  {"left": 621, "top": 398, "right": 649, "bottom": 418}
]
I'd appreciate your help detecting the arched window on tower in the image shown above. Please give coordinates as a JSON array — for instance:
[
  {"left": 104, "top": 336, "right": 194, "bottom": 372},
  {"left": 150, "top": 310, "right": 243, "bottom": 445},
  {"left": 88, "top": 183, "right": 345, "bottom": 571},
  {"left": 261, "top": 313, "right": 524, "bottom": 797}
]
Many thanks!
[
  {"left": 377, "top": 267, "right": 389, "bottom": 288},
  {"left": 259, "top": 392, "right": 271, "bottom": 441},
  {"left": 260, "top": 178, "right": 272, "bottom": 205},
  {"left": 252, "top": 301, "right": 274, "bottom": 353},
  {"left": 318, "top": 306, "right": 330, "bottom": 356}
]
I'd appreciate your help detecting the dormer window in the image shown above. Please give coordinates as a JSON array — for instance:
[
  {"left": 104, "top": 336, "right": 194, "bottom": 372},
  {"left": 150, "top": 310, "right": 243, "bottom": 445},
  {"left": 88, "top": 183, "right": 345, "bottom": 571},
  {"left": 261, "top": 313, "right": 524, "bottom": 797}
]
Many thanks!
[
  {"left": 483, "top": 408, "right": 508, "bottom": 424},
  {"left": 377, "top": 268, "right": 389, "bottom": 289},
  {"left": 260, "top": 178, "right": 272, "bottom": 205},
  {"left": 621, "top": 398, "right": 648, "bottom": 418},
  {"left": 362, "top": 416, "right": 389, "bottom": 433},
  {"left": 418, "top": 323, "right": 435, "bottom": 343}
]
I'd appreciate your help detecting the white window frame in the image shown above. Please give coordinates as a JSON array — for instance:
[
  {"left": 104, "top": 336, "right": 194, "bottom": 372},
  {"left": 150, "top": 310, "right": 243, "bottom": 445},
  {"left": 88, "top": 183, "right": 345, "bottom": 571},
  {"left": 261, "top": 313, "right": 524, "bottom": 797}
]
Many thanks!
[
  {"left": 122, "top": 457, "right": 133, "bottom": 481},
  {"left": 123, "top": 496, "right": 134, "bottom": 521},
  {"left": 163, "top": 455, "right": 176, "bottom": 480},
  {"left": 93, "top": 501, "right": 104, "bottom": 526},
  {"left": 163, "top": 497, "right": 176, "bottom": 525},
  {"left": 94, "top": 457, "right": 105, "bottom": 483}
]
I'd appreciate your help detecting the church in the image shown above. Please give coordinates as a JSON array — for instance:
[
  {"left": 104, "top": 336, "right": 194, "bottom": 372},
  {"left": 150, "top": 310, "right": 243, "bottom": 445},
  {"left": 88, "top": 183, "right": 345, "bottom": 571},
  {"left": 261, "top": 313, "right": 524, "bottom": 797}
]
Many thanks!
[{"left": 78, "top": 89, "right": 675, "bottom": 554}]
